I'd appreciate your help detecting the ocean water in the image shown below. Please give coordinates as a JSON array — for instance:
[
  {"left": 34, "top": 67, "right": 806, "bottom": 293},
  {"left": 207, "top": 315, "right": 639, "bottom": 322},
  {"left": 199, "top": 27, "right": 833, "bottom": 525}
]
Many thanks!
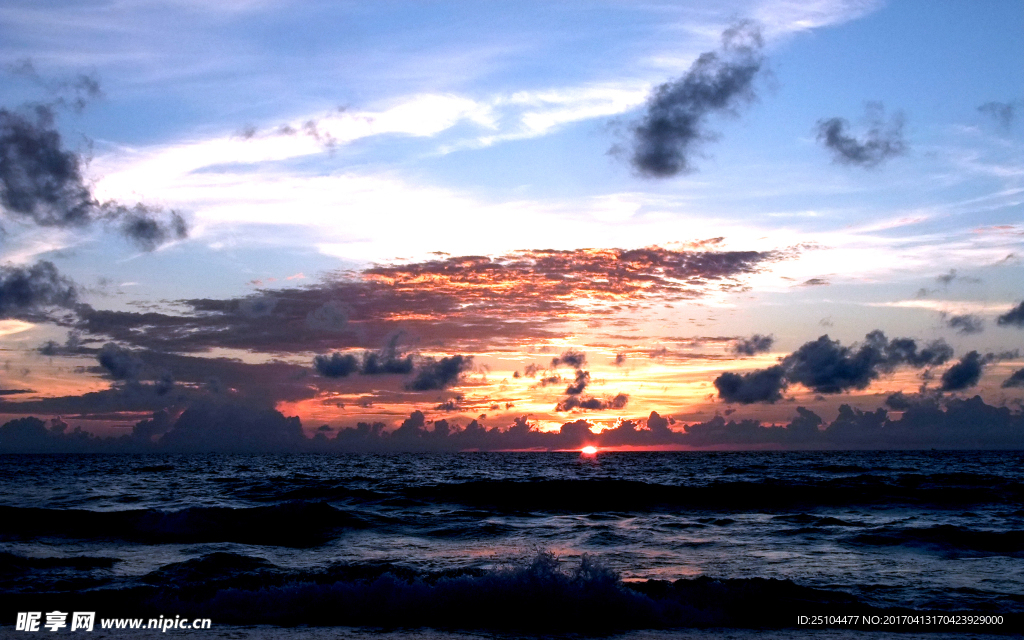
[{"left": 0, "top": 450, "right": 1021, "bottom": 637}]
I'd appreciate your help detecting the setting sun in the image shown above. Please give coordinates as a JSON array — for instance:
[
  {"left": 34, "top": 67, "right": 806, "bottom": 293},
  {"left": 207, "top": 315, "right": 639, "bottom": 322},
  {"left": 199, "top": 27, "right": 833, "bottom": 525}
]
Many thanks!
[{"left": 581, "top": 446, "right": 598, "bottom": 455}]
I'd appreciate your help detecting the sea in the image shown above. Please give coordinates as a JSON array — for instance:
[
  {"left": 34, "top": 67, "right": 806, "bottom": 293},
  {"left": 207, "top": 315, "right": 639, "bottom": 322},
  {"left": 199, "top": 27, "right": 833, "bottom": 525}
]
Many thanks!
[{"left": 0, "top": 450, "right": 1021, "bottom": 638}]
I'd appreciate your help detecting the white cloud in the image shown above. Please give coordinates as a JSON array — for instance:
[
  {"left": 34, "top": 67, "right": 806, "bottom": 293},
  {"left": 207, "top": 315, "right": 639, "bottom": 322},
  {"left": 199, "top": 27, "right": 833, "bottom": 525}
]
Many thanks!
[{"left": 866, "top": 300, "right": 1015, "bottom": 314}]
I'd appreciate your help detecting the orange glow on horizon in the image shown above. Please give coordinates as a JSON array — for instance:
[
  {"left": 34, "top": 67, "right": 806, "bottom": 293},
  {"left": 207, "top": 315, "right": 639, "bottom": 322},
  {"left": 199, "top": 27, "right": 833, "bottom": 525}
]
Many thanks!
[{"left": 581, "top": 445, "right": 598, "bottom": 455}]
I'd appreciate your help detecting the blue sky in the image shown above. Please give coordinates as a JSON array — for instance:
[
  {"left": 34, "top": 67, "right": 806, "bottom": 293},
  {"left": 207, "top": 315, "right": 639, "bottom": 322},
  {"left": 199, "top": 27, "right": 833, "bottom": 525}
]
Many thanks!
[{"left": 0, "top": 0, "right": 1022, "bottom": 442}]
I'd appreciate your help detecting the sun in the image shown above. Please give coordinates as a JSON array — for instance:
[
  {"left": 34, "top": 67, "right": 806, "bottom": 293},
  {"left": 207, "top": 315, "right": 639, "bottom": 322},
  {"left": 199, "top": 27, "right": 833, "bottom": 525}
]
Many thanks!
[{"left": 580, "top": 446, "right": 598, "bottom": 455}]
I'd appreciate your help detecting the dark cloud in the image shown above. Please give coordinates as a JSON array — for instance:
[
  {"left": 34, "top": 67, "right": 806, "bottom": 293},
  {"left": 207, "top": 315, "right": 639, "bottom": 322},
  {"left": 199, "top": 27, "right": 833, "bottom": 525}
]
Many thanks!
[
  {"left": 309, "top": 339, "right": 413, "bottom": 378},
  {"left": 714, "top": 331, "right": 953, "bottom": 403},
  {"left": 799, "top": 278, "right": 829, "bottom": 287},
  {"left": 551, "top": 349, "right": 587, "bottom": 368},
  {"left": 360, "top": 351, "right": 413, "bottom": 375},
  {"left": 945, "top": 313, "right": 984, "bottom": 335},
  {"left": 94, "top": 342, "right": 174, "bottom": 395},
  {"left": 940, "top": 351, "right": 985, "bottom": 391},
  {"left": 1, "top": 350, "right": 314, "bottom": 418},
  {"left": 313, "top": 352, "right": 358, "bottom": 378},
  {"left": 549, "top": 351, "right": 627, "bottom": 411},
  {"left": 628, "top": 20, "right": 764, "bottom": 177},
  {"left": 38, "top": 331, "right": 82, "bottom": 356},
  {"left": 158, "top": 401, "right": 307, "bottom": 453},
  {"left": 884, "top": 391, "right": 914, "bottom": 411},
  {"left": 732, "top": 334, "right": 773, "bottom": 356},
  {"left": 783, "top": 332, "right": 950, "bottom": 394},
  {"left": 110, "top": 204, "right": 188, "bottom": 251},
  {"left": 564, "top": 369, "right": 591, "bottom": 395},
  {"left": 360, "top": 335, "right": 414, "bottom": 375},
  {"left": 0, "top": 260, "right": 77, "bottom": 319},
  {"left": 978, "top": 101, "right": 1017, "bottom": 129},
  {"left": 997, "top": 301, "right": 1024, "bottom": 327},
  {"left": 0, "top": 106, "right": 93, "bottom": 227},
  {"left": 407, "top": 355, "right": 473, "bottom": 391},
  {"left": 935, "top": 269, "right": 979, "bottom": 287},
  {"left": 97, "top": 342, "right": 144, "bottom": 381},
  {"left": 713, "top": 366, "right": 787, "bottom": 404},
  {"left": 1001, "top": 368, "right": 1024, "bottom": 389},
  {"left": 815, "top": 102, "right": 906, "bottom": 167},
  {"left": 0, "top": 105, "right": 187, "bottom": 249},
  {"left": 555, "top": 393, "right": 629, "bottom": 412}
]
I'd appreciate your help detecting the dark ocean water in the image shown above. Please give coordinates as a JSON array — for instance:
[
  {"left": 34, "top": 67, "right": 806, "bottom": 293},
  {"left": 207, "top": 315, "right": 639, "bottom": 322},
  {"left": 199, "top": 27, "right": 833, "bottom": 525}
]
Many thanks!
[{"left": 1, "top": 450, "right": 1022, "bottom": 637}]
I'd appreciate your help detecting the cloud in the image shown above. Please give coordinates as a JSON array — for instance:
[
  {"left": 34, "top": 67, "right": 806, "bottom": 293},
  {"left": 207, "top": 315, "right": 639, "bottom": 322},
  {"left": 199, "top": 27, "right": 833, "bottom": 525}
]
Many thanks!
[
  {"left": 360, "top": 335, "right": 414, "bottom": 375},
  {"left": 304, "top": 301, "right": 348, "bottom": 333},
  {"left": 0, "top": 105, "right": 187, "bottom": 249},
  {"left": 799, "top": 278, "right": 829, "bottom": 286},
  {"left": 1001, "top": 368, "right": 1024, "bottom": 389},
  {"left": 6, "top": 59, "right": 103, "bottom": 112},
  {"left": 713, "top": 366, "right": 787, "bottom": 404},
  {"left": 551, "top": 349, "right": 587, "bottom": 368},
  {"left": 936, "top": 350, "right": 1016, "bottom": 392},
  {"left": 564, "top": 369, "right": 591, "bottom": 396},
  {"left": 158, "top": 401, "right": 307, "bottom": 453},
  {"left": 732, "top": 334, "right": 773, "bottom": 356},
  {"left": 298, "top": 337, "right": 411, "bottom": 383},
  {"left": 628, "top": 20, "right": 765, "bottom": 177},
  {"left": 111, "top": 204, "right": 188, "bottom": 251},
  {"left": 94, "top": 342, "right": 175, "bottom": 395},
  {"left": 312, "top": 352, "right": 358, "bottom": 378},
  {"left": 714, "top": 331, "right": 953, "bottom": 403},
  {"left": 97, "top": 342, "right": 145, "bottom": 381},
  {"left": 815, "top": 102, "right": 906, "bottom": 167},
  {"left": 945, "top": 313, "right": 984, "bottom": 335},
  {"left": 784, "top": 331, "right": 950, "bottom": 394},
  {"left": 6, "top": 394, "right": 1023, "bottom": 453},
  {"left": 555, "top": 393, "right": 629, "bottom": 412},
  {"left": 547, "top": 348, "right": 628, "bottom": 412},
  {"left": 70, "top": 244, "right": 776, "bottom": 355},
  {"left": 883, "top": 391, "right": 915, "bottom": 411},
  {"left": 407, "top": 355, "right": 473, "bottom": 391},
  {"left": 0, "top": 106, "right": 94, "bottom": 227},
  {"left": 0, "top": 260, "right": 77, "bottom": 319},
  {"left": 935, "top": 269, "right": 979, "bottom": 287},
  {"left": 997, "top": 301, "right": 1024, "bottom": 327},
  {"left": 978, "top": 101, "right": 1017, "bottom": 130},
  {"left": 940, "top": 351, "right": 984, "bottom": 391},
  {"left": 1, "top": 350, "right": 315, "bottom": 418}
]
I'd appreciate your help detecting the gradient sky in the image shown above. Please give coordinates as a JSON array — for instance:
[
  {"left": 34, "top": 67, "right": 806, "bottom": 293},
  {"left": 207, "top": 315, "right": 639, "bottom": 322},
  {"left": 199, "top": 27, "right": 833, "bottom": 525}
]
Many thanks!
[{"left": 0, "top": 0, "right": 1022, "bottom": 445}]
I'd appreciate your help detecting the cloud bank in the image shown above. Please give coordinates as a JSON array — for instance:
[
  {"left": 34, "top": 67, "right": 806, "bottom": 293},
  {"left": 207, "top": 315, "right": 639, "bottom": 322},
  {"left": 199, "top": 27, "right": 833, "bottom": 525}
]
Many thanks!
[{"left": 3, "top": 396, "right": 1022, "bottom": 453}]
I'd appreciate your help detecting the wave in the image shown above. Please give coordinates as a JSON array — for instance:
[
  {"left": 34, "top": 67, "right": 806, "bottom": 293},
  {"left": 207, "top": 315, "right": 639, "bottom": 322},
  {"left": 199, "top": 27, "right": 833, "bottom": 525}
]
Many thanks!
[
  {"left": 401, "top": 475, "right": 1024, "bottom": 512},
  {"left": 2, "top": 551, "right": 1018, "bottom": 631},
  {"left": 0, "top": 501, "right": 362, "bottom": 547},
  {"left": 0, "top": 552, "right": 118, "bottom": 571},
  {"left": 852, "top": 524, "right": 1024, "bottom": 555}
]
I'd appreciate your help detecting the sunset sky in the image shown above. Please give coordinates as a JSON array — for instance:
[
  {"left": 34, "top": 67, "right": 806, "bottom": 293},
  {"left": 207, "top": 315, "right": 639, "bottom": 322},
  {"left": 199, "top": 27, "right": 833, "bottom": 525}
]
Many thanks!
[{"left": 1, "top": 0, "right": 1022, "bottom": 446}]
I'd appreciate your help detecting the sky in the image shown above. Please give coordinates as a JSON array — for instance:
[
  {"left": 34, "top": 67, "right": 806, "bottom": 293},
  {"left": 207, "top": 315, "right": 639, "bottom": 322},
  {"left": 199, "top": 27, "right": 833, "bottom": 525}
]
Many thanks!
[{"left": 0, "top": 0, "right": 1022, "bottom": 450}]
